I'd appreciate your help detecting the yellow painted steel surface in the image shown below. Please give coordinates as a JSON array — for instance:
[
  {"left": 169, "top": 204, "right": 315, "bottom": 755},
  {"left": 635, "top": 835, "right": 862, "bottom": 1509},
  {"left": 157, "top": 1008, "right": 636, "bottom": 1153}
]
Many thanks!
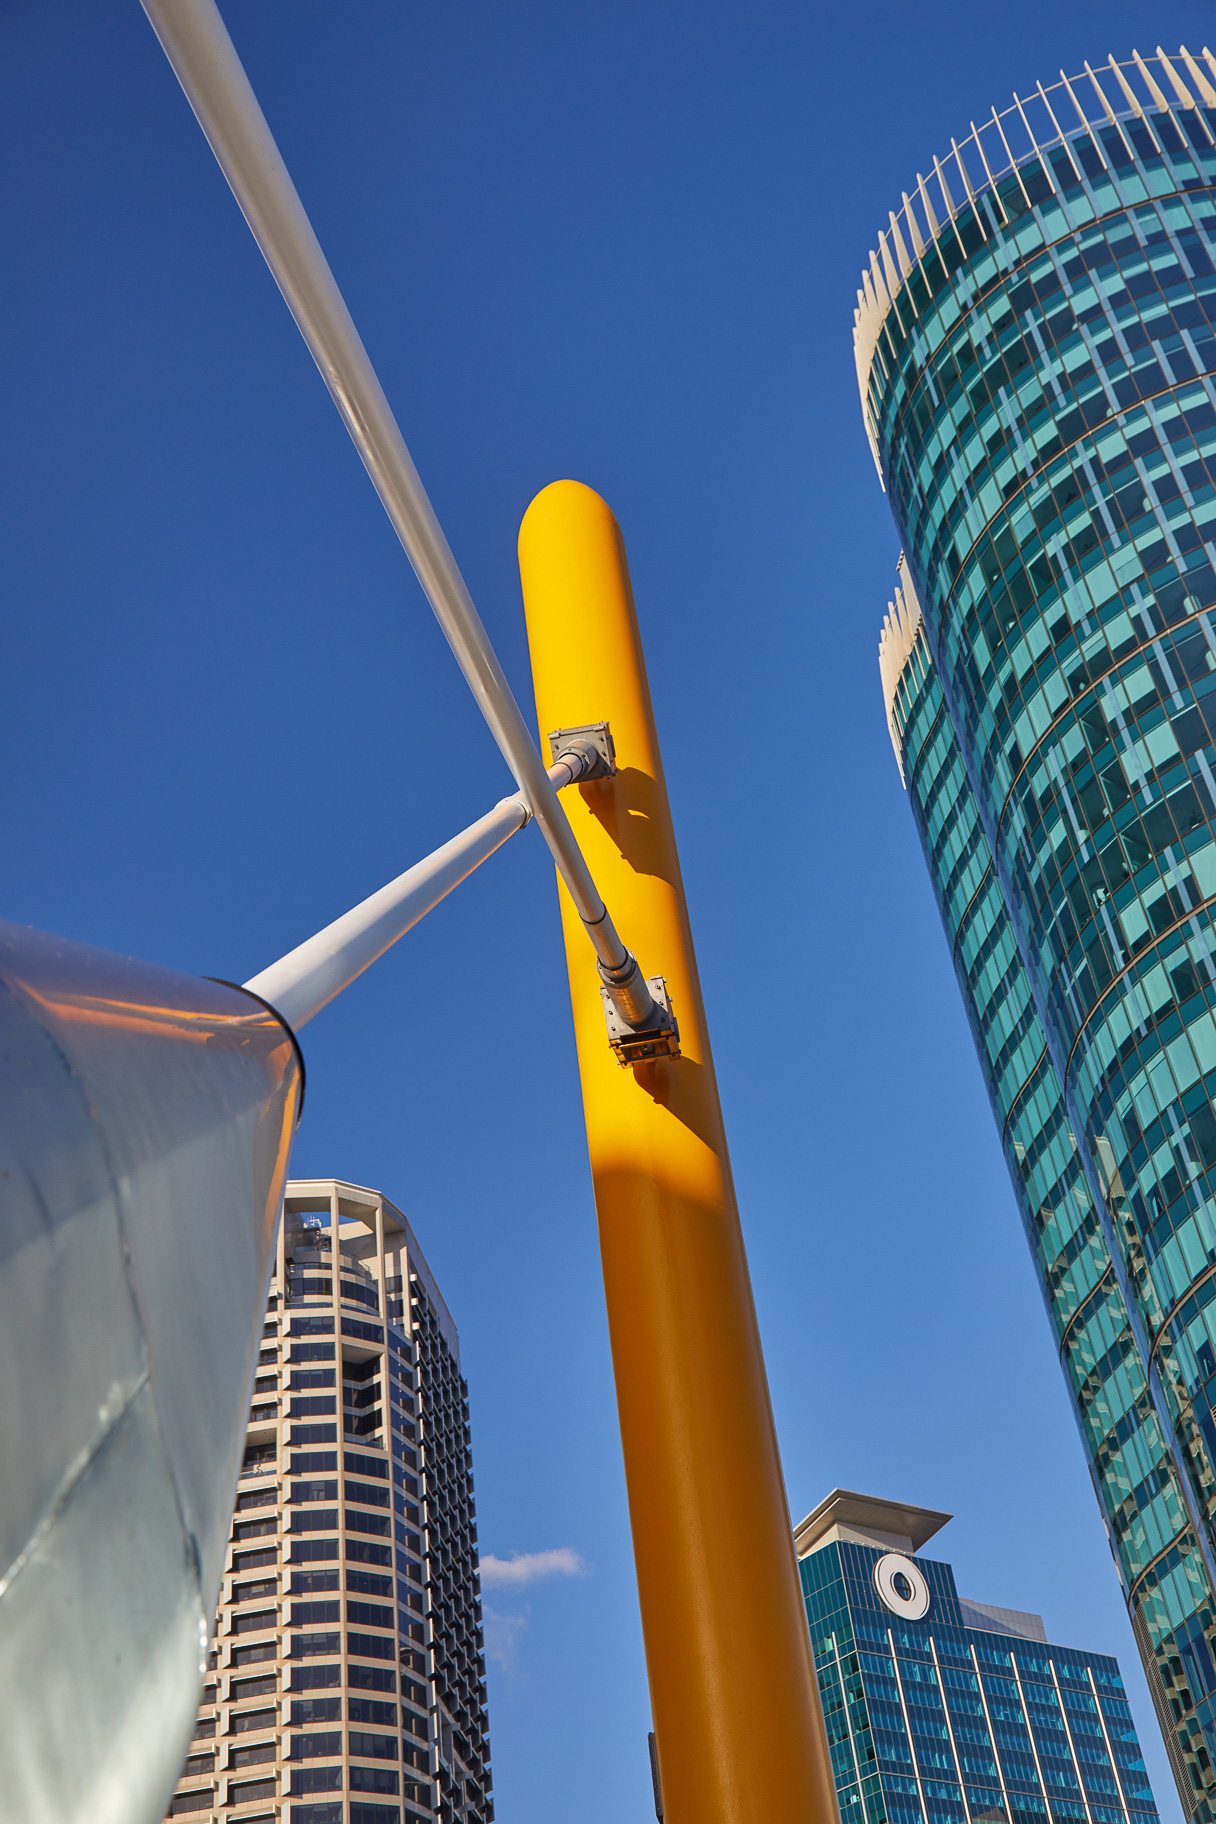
[{"left": 518, "top": 480, "right": 838, "bottom": 1824}]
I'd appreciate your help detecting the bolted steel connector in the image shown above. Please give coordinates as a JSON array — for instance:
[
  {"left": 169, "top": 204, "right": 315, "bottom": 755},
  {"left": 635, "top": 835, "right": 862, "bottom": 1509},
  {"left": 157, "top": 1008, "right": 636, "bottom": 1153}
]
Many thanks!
[
  {"left": 600, "top": 974, "right": 680, "bottom": 1066},
  {"left": 547, "top": 721, "right": 617, "bottom": 784}
]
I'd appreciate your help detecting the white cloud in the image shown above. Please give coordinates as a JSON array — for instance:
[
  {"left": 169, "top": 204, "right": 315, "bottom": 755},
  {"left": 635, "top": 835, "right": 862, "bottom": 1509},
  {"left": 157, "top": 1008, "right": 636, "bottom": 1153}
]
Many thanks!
[
  {"left": 479, "top": 1547, "right": 587, "bottom": 1588},
  {"left": 482, "top": 1603, "right": 529, "bottom": 1673}
]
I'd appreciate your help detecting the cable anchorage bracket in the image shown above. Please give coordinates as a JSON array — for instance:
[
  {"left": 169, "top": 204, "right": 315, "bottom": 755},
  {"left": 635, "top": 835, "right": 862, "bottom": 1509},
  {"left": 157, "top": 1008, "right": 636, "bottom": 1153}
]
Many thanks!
[
  {"left": 547, "top": 721, "right": 616, "bottom": 781},
  {"left": 601, "top": 976, "right": 681, "bottom": 1066}
]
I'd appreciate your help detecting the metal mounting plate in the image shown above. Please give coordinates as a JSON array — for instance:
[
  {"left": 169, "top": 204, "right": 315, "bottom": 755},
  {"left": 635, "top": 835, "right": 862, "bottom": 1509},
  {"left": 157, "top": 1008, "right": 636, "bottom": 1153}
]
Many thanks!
[
  {"left": 601, "top": 976, "right": 680, "bottom": 1065},
  {"left": 548, "top": 721, "right": 616, "bottom": 779}
]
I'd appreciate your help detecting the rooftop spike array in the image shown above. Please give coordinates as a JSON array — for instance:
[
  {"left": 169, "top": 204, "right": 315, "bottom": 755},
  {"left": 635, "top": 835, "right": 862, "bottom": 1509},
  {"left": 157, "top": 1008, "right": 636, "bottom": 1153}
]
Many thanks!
[
  {"left": 852, "top": 48, "right": 1216, "bottom": 475},
  {"left": 877, "top": 555, "right": 924, "bottom": 783}
]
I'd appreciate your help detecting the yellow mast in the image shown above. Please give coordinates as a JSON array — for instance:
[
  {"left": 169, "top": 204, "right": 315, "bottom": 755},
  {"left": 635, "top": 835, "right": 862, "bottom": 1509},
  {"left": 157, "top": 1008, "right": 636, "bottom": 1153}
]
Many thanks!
[{"left": 518, "top": 479, "right": 838, "bottom": 1824}]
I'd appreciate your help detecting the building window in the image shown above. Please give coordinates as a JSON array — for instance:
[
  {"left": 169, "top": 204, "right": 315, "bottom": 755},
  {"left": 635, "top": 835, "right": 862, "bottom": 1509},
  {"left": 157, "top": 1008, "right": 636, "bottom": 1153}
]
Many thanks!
[
  {"left": 291, "top": 1314, "right": 335, "bottom": 1337},
  {"left": 341, "top": 1277, "right": 379, "bottom": 1312},
  {"left": 345, "top": 1478, "right": 390, "bottom": 1510},
  {"left": 232, "top": 1643, "right": 278, "bottom": 1670},
  {"left": 230, "top": 1674, "right": 277, "bottom": 1703},
  {"left": 347, "top": 1569, "right": 392, "bottom": 1598},
  {"left": 291, "top": 1765, "right": 343, "bottom": 1793},
  {"left": 291, "top": 1697, "right": 342, "bottom": 1726},
  {"left": 342, "top": 1318, "right": 383, "bottom": 1344},
  {"left": 291, "top": 1340, "right": 336, "bottom": 1362},
  {"left": 232, "top": 1579, "right": 277, "bottom": 1604},
  {"left": 292, "top": 1396, "right": 338, "bottom": 1418},
  {"left": 289, "top": 1803, "right": 343, "bottom": 1824},
  {"left": 347, "top": 1631, "right": 396, "bottom": 1661},
  {"left": 289, "top": 1275, "right": 334, "bottom": 1300},
  {"left": 349, "top": 1697, "right": 398, "bottom": 1727},
  {"left": 228, "top": 1777, "right": 277, "bottom": 1805},
  {"left": 230, "top": 1741, "right": 276, "bottom": 1769},
  {"left": 346, "top": 1538, "right": 392, "bottom": 1568},
  {"left": 292, "top": 1537, "right": 340, "bottom": 1563},
  {"left": 232, "top": 1608, "right": 277, "bottom": 1635},
  {"left": 292, "top": 1631, "right": 341, "bottom": 1659},
  {"left": 344, "top": 1451, "right": 388, "bottom": 1482},
  {"left": 181, "top": 1753, "right": 214, "bottom": 1776},
  {"left": 235, "top": 1487, "right": 277, "bottom": 1515},
  {"left": 293, "top": 1479, "right": 339, "bottom": 1504},
  {"left": 232, "top": 1707, "right": 277, "bottom": 1734},
  {"left": 350, "top": 1763, "right": 400, "bottom": 1794},
  {"left": 346, "top": 1510, "right": 391, "bottom": 1540},
  {"left": 292, "top": 1730, "right": 343, "bottom": 1760},
  {"left": 290, "top": 1663, "right": 343, "bottom": 1691},
  {"left": 167, "top": 1791, "right": 213, "bottom": 1815},
  {"left": 292, "top": 1601, "right": 341, "bottom": 1627},
  {"left": 347, "top": 1600, "right": 394, "bottom": 1629},
  {"left": 233, "top": 1546, "right": 277, "bottom": 1573},
  {"left": 291, "top": 1450, "right": 338, "bottom": 1474},
  {"left": 293, "top": 1569, "right": 340, "bottom": 1595},
  {"left": 349, "top": 1730, "right": 400, "bottom": 1760},
  {"left": 292, "top": 1508, "right": 340, "bottom": 1535},
  {"left": 233, "top": 1515, "right": 277, "bottom": 1542}
]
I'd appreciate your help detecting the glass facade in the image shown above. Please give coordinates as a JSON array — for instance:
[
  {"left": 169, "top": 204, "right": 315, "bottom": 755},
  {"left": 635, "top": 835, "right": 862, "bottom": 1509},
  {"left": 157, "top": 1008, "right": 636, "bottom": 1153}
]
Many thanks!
[
  {"left": 799, "top": 1507, "right": 1156, "bottom": 1824},
  {"left": 864, "top": 49, "right": 1216, "bottom": 1822}
]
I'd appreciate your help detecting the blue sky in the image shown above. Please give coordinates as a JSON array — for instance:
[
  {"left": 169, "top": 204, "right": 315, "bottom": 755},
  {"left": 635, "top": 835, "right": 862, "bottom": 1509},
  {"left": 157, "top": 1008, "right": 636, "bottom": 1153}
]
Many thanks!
[{"left": 3, "top": 3, "right": 1212, "bottom": 1819}]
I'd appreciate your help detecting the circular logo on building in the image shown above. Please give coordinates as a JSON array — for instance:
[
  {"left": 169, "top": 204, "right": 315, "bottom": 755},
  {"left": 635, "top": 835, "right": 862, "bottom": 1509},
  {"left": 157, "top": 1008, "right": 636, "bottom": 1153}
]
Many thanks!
[{"left": 873, "top": 1553, "right": 930, "bottom": 1620}]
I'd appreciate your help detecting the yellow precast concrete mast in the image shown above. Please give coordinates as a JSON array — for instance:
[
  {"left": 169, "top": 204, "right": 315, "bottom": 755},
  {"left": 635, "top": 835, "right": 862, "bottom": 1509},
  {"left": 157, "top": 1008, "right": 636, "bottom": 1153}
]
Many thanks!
[{"left": 518, "top": 480, "right": 838, "bottom": 1824}]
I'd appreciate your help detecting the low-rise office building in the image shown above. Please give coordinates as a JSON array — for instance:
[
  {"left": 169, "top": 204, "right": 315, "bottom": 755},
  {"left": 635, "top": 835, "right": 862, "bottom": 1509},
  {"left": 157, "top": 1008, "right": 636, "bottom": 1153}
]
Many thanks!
[{"left": 800, "top": 1490, "right": 1156, "bottom": 1824}]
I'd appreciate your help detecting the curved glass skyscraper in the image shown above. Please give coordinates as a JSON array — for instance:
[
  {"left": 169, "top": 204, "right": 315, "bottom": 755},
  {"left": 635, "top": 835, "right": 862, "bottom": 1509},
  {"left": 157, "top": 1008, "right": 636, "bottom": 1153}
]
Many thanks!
[{"left": 863, "top": 48, "right": 1216, "bottom": 1823}]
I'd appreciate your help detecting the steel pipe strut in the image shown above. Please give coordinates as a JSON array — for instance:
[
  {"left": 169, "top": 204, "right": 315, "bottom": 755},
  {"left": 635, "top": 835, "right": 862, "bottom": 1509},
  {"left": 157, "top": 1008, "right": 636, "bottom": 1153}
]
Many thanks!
[
  {"left": 243, "top": 758, "right": 603, "bottom": 1031},
  {"left": 243, "top": 793, "right": 531, "bottom": 1032},
  {"left": 140, "top": 0, "right": 658, "bottom": 1033}
]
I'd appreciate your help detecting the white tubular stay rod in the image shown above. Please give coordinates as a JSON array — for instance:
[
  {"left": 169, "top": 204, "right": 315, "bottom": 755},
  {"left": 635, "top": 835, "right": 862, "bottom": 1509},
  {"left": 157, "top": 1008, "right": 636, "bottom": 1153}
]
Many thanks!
[
  {"left": 244, "top": 793, "right": 529, "bottom": 1032},
  {"left": 244, "top": 748, "right": 602, "bottom": 1031},
  {"left": 141, "top": 0, "right": 657, "bottom": 1031}
]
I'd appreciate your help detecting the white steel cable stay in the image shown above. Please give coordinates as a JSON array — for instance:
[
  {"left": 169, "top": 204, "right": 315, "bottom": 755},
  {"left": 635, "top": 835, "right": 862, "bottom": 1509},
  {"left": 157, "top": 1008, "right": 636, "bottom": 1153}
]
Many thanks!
[
  {"left": 243, "top": 794, "right": 532, "bottom": 1032},
  {"left": 244, "top": 747, "right": 604, "bottom": 1031},
  {"left": 140, "top": 0, "right": 659, "bottom": 1032}
]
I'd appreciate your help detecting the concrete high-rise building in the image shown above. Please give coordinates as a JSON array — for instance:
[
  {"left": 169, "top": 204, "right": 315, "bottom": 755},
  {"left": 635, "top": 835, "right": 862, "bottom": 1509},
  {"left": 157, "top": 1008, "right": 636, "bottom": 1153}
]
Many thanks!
[
  {"left": 862, "top": 47, "right": 1216, "bottom": 1819},
  {"left": 798, "top": 1491, "right": 1157, "bottom": 1824},
  {"left": 163, "top": 1179, "right": 492, "bottom": 1824}
]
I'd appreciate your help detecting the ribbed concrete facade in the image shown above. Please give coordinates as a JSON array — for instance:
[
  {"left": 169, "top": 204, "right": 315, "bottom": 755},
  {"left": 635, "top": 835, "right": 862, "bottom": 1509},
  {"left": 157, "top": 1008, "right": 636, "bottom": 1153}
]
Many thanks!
[{"left": 164, "top": 1179, "right": 492, "bottom": 1824}]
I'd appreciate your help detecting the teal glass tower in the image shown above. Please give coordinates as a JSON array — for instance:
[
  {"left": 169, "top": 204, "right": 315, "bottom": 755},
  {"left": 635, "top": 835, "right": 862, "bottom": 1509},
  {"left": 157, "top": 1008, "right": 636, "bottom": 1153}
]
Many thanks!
[
  {"left": 864, "top": 48, "right": 1216, "bottom": 1821},
  {"left": 798, "top": 1491, "right": 1157, "bottom": 1824}
]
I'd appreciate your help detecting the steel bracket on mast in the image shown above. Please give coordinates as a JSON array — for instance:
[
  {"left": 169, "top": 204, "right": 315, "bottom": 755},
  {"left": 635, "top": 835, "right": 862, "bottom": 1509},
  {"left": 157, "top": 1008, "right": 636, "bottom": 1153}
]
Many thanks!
[
  {"left": 548, "top": 721, "right": 617, "bottom": 781},
  {"left": 601, "top": 975, "right": 680, "bottom": 1065}
]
